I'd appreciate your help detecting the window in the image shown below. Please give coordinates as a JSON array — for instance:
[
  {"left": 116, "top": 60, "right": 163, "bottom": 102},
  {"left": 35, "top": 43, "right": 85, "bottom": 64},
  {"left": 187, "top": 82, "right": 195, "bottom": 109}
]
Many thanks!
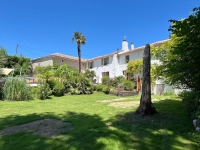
[
  {"left": 122, "top": 70, "right": 126, "bottom": 76},
  {"left": 101, "top": 57, "right": 109, "bottom": 66},
  {"left": 123, "top": 70, "right": 131, "bottom": 80},
  {"left": 88, "top": 61, "right": 93, "bottom": 69},
  {"left": 125, "top": 55, "right": 129, "bottom": 63},
  {"left": 102, "top": 71, "right": 109, "bottom": 77},
  {"left": 104, "top": 57, "right": 109, "bottom": 65}
]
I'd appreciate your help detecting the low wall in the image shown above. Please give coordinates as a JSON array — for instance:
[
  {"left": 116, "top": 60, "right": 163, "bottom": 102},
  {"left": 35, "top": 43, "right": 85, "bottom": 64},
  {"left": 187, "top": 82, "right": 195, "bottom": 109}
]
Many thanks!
[{"left": 110, "top": 91, "right": 139, "bottom": 97}]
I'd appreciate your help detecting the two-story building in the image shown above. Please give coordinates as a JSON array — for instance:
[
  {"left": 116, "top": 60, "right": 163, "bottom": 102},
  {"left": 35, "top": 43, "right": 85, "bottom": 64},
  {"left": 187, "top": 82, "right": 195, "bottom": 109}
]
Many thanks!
[
  {"left": 86, "top": 38, "right": 168, "bottom": 84},
  {"left": 31, "top": 38, "right": 175, "bottom": 94}
]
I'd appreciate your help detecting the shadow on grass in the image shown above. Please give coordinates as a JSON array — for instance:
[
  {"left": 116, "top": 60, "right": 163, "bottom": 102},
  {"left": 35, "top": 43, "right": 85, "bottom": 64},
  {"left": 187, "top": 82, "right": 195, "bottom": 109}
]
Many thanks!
[
  {"left": 113, "top": 99, "right": 199, "bottom": 149},
  {"left": 0, "top": 99, "right": 199, "bottom": 150},
  {"left": 0, "top": 111, "right": 138, "bottom": 150}
]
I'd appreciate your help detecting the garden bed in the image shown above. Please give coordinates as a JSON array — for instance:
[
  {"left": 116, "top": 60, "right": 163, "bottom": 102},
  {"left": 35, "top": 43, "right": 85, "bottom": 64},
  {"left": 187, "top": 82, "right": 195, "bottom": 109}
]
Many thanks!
[{"left": 110, "top": 90, "right": 139, "bottom": 96}]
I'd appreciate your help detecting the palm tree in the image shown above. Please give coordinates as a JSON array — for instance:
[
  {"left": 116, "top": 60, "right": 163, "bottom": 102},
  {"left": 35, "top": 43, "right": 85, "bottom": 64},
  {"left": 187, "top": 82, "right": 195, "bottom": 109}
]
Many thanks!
[
  {"left": 84, "top": 69, "right": 96, "bottom": 80},
  {"left": 72, "top": 32, "right": 86, "bottom": 73}
]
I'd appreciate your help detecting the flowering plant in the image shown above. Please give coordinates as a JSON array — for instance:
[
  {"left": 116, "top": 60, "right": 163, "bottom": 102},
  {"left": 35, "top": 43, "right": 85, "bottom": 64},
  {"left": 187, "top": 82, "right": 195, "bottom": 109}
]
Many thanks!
[{"left": 193, "top": 119, "right": 200, "bottom": 131}]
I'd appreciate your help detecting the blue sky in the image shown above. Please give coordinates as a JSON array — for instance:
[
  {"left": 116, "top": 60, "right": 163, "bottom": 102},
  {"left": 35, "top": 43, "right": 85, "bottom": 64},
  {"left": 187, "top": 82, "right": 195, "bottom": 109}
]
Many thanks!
[{"left": 0, "top": 0, "right": 199, "bottom": 60}]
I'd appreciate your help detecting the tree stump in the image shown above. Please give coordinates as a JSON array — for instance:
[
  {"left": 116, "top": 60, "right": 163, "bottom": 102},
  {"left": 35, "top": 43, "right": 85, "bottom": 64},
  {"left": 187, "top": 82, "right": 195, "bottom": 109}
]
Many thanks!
[{"left": 135, "top": 44, "right": 157, "bottom": 116}]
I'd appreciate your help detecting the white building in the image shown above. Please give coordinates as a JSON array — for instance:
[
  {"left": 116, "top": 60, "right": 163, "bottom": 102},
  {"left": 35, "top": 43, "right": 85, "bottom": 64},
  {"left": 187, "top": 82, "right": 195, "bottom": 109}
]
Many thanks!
[
  {"left": 31, "top": 38, "right": 173, "bottom": 94},
  {"left": 86, "top": 38, "right": 168, "bottom": 84},
  {"left": 31, "top": 53, "right": 87, "bottom": 71}
]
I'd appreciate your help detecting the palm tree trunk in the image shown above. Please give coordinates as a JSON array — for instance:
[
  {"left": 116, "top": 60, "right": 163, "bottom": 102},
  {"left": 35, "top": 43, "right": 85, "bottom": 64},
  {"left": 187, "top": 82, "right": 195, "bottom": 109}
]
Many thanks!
[{"left": 78, "top": 45, "right": 81, "bottom": 73}]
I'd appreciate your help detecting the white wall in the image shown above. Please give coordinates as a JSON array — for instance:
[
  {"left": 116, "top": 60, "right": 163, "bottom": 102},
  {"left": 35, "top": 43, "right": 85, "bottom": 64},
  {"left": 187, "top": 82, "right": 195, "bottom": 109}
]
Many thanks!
[
  {"left": 53, "top": 57, "right": 86, "bottom": 71},
  {"left": 88, "top": 49, "right": 146, "bottom": 83},
  {"left": 32, "top": 57, "right": 53, "bottom": 69},
  {"left": 129, "top": 51, "right": 143, "bottom": 61},
  {"left": 88, "top": 55, "right": 120, "bottom": 83}
]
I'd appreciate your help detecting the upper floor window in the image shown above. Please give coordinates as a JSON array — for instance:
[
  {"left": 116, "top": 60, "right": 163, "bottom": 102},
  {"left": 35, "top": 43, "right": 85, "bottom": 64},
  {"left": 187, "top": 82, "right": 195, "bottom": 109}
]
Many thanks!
[
  {"left": 101, "top": 57, "right": 109, "bottom": 66},
  {"left": 125, "top": 55, "right": 129, "bottom": 63},
  {"left": 88, "top": 61, "right": 93, "bottom": 69}
]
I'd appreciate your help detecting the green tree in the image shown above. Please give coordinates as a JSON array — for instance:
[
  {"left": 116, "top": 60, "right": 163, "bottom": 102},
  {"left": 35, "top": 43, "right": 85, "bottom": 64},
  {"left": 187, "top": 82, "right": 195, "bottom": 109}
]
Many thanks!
[
  {"left": 72, "top": 32, "right": 86, "bottom": 73},
  {"left": 126, "top": 59, "right": 143, "bottom": 76},
  {"left": 84, "top": 69, "right": 96, "bottom": 80},
  {"left": 34, "top": 65, "right": 53, "bottom": 82},
  {"left": 54, "top": 64, "right": 78, "bottom": 80},
  {"left": 151, "top": 7, "right": 200, "bottom": 91},
  {"left": 126, "top": 58, "right": 161, "bottom": 86},
  {"left": 4, "top": 55, "right": 31, "bottom": 76},
  {"left": 0, "top": 47, "right": 7, "bottom": 68}
]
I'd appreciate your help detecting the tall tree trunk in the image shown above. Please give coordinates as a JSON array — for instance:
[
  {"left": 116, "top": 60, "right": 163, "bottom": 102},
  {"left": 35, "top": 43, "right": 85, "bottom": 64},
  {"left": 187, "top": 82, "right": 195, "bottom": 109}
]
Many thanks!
[
  {"left": 78, "top": 45, "right": 81, "bottom": 73},
  {"left": 135, "top": 44, "right": 157, "bottom": 116}
]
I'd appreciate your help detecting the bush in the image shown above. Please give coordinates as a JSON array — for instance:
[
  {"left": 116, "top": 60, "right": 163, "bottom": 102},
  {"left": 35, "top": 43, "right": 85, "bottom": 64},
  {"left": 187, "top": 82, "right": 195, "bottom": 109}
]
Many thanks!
[
  {"left": 123, "top": 80, "right": 134, "bottom": 91},
  {"left": 195, "top": 107, "right": 200, "bottom": 128},
  {"left": 53, "top": 81, "right": 64, "bottom": 96},
  {"left": 94, "top": 84, "right": 104, "bottom": 92},
  {"left": 37, "top": 82, "right": 52, "bottom": 100},
  {"left": 3, "top": 77, "right": 32, "bottom": 101},
  {"left": 47, "top": 79, "right": 56, "bottom": 90},
  {"left": 164, "top": 91, "right": 174, "bottom": 96},
  {"left": 101, "top": 76, "right": 110, "bottom": 85},
  {"left": 0, "top": 78, "right": 5, "bottom": 100},
  {"left": 102, "top": 85, "right": 110, "bottom": 94},
  {"left": 31, "top": 87, "right": 38, "bottom": 97},
  {"left": 0, "top": 86, "right": 2, "bottom": 100},
  {"left": 111, "top": 76, "right": 125, "bottom": 88},
  {"left": 179, "top": 90, "right": 200, "bottom": 117},
  {"left": 64, "top": 74, "right": 93, "bottom": 95}
]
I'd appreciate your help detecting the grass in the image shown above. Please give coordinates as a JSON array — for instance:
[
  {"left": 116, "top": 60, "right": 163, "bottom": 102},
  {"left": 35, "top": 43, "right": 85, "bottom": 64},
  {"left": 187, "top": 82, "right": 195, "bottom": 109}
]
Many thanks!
[{"left": 0, "top": 92, "right": 199, "bottom": 150}]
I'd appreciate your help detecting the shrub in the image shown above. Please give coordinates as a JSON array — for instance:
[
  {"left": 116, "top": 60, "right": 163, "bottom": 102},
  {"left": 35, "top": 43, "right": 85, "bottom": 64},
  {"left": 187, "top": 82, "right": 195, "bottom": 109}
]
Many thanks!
[
  {"left": 64, "top": 74, "right": 93, "bottom": 95},
  {"left": 47, "top": 79, "right": 56, "bottom": 90},
  {"left": 3, "top": 77, "right": 32, "bottom": 101},
  {"left": 37, "top": 82, "right": 52, "bottom": 100},
  {"left": 94, "top": 84, "right": 104, "bottom": 92},
  {"left": 195, "top": 107, "right": 200, "bottom": 128},
  {"left": 0, "top": 86, "right": 2, "bottom": 100},
  {"left": 111, "top": 76, "right": 125, "bottom": 87},
  {"left": 123, "top": 80, "right": 134, "bottom": 91},
  {"left": 0, "top": 78, "right": 5, "bottom": 100},
  {"left": 31, "top": 87, "right": 38, "bottom": 97},
  {"left": 179, "top": 90, "right": 200, "bottom": 117},
  {"left": 53, "top": 81, "right": 64, "bottom": 96},
  {"left": 101, "top": 76, "right": 110, "bottom": 85},
  {"left": 102, "top": 85, "right": 110, "bottom": 94},
  {"left": 164, "top": 91, "right": 174, "bottom": 96}
]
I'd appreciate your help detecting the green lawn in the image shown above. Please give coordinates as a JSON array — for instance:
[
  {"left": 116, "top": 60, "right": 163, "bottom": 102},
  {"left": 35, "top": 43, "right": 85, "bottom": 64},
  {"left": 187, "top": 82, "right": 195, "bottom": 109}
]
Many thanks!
[{"left": 0, "top": 92, "right": 199, "bottom": 150}]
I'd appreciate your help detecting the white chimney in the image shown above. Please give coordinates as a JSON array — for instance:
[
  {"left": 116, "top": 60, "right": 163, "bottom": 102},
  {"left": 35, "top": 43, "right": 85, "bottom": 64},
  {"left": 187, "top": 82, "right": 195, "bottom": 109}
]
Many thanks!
[
  {"left": 122, "top": 36, "right": 128, "bottom": 51},
  {"left": 131, "top": 42, "right": 134, "bottom": 49}
]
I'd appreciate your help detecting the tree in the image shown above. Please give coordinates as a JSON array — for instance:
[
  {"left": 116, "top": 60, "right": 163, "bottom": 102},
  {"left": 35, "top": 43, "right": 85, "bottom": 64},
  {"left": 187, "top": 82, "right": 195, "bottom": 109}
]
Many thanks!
[
  {"left": 151, "top": 7, "right": 200, "bottom": 91},
  {"left": 34, "top": 64, "right": 78, "bottom": 83},
  {"left": 126, "top": 59, "right": 143, "bottom": 77},
  {"left": 54, "top": 64, "right": 78, "bottom": 81},
  {"left": 135, "top": 44, "right": 157, "bottom": 116},
  {"left": 0, "top": 47, "right": 7, "bottom": 68},
  {"left": 34, "top": 65, "right": 53, "bottom": 82},
  {"left": 84, "top": 69, "right": 96, "bottom": 80},
  {"left": 126, "top": 59, "right": 156, "bottom": 85},
  {"left": 4, "top": 55, "right": 32, "bottom": 76},
  {"left": 72, "top": 32, "right": 86, "bottom": 73}
]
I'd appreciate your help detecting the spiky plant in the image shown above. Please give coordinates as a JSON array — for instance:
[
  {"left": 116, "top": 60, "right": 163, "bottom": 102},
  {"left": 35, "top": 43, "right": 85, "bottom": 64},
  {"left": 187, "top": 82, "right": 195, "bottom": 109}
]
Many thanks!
[{"left": 3, "top": 77, "right": 32, "bottom": 101}]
